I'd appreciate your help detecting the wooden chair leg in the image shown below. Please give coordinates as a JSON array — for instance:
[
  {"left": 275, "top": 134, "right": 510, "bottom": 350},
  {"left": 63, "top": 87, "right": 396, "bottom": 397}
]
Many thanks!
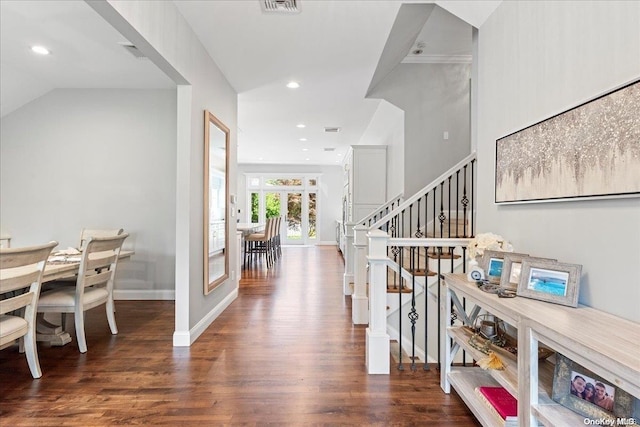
[
  {"left": 24, "top": 327, "right": 42, "bottom": 378},
  {"left": 74, "top": 309, "right": 88, "bottom": 353},
  {"left": 106, "top": 299, "right": 118, "bottom": 335}
]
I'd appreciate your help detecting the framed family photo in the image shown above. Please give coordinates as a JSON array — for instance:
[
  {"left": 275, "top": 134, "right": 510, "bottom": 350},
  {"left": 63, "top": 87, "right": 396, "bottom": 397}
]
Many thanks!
[
  {"left": 517, "top": 259, "right": 582, "bottom": 307},
  {"left": 552, "top": 354, "right": 635, "bottom": 420}
]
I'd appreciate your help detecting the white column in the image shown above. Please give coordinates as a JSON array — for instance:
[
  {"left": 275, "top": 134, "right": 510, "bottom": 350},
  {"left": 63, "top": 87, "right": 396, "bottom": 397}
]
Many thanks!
[
  {"left": 366, "top": 229, "right": 390, "bottom": 374},
  {"left": 343, "top": 221, "right": 355, "bottom": 295},
  {"left": 352, "top": 225, "right": 368, "bottom": 324}
]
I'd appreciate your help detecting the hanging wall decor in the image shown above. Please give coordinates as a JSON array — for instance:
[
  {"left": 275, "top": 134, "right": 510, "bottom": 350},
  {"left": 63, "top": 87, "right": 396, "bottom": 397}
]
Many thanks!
[{"left": 495, "top": 79, "right": 640, "bottom": 204}]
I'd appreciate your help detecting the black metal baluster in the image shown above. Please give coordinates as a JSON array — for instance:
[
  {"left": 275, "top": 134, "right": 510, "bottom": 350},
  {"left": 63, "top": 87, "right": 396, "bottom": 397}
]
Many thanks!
[
  {"left": 415, "top": 198, "right": 422, "bottom": 277},
  {"left": 409, "top": 246, "right": 418, "bottom": 371},
  {"left": 447, "top": 176, "right": 453, "bottom": 258},
  {"left": 432, "top": 187, "right": 436, "bottom": 240},
  {"left": 391, "top": 215, "right": 399, "bottom": 291},
  {"left": 455, "top": 170, "right": 460, "bottom": 238},
  {"left": 471, "top": 159, "right": 476, "bottom": 237},
  {"left": 447, "top": 176, "right": 452, "bottom": 238},
  {"left": 409, "top": 205, "right": 413, "bottom": 243},
  {"left": 462, "top": 165, "right": 469, "bottom": 238},
  {"left": 439, "top": 182, "right": 446, "bottom": 238},
  {"left": 423, "top": 244, "right": 430, "bottom": 371}
]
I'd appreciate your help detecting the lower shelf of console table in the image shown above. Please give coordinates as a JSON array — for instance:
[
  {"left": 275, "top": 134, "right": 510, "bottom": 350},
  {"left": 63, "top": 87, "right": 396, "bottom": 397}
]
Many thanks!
[{"left": 440, "top": 273, "right": 640, "bottom": 427}]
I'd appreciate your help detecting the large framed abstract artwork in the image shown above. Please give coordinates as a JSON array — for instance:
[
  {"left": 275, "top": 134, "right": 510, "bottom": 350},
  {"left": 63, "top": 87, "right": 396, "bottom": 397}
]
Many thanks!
[{"left": 495, "top": 79, "right": 640, "bottom": 204}]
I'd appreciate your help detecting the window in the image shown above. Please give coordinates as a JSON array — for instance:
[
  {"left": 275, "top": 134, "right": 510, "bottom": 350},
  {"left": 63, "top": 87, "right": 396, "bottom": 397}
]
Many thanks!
[{"left": 265, "top": 178, "right": 302, "bottom": 186}]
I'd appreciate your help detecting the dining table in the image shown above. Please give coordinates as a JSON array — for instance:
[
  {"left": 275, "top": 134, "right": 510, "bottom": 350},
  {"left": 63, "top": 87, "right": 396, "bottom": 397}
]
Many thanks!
[
  {"left": 236, "top": 222, "right": 265, "bottom": 236},
  {"left": 36, "top": 250, "right": 134, "bottom": 346}
]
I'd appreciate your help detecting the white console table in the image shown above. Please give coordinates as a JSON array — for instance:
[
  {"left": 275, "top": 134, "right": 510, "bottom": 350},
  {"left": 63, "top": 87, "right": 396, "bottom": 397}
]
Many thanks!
[{"left": 440, "top": 273, "right": 640, "bottom": 427}]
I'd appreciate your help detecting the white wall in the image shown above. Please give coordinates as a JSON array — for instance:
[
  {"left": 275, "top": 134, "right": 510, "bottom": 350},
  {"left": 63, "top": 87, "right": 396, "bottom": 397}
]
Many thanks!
[
  {"left": 0, "top": 89, "right": 176, "bottom": 298},
  {"left": 237, "top": 164, "right": 343, "bottom": 244},
  {"left": 90, "top": 0, "right": 239, "bottom": 344},
  {"left": 476, "top": 0, "right": 640, "bottom": 322},
  {"left": 358, "top": 100, "right": 405, "bottom": 199},
  {"left": 367, "top": 63, "right": 471, "bottom": 197}
]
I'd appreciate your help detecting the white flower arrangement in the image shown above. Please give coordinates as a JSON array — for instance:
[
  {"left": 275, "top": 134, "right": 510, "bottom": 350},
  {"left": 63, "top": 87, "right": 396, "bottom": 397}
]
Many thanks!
[{"left": 467, "top": 232, "right": 513, "bottom": 260}]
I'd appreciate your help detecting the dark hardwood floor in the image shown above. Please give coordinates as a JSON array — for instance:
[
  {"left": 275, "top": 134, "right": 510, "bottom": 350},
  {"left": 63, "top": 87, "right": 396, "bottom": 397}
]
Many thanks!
[{"left": 0, "top": 246, "right": 479, "bottom": 426}]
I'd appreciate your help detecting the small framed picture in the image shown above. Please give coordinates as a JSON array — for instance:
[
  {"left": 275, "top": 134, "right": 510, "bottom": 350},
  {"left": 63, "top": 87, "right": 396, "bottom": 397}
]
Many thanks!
[
  {"left": 517, "top": 259, "right": 582, "bottom": 307},
  {"left": 480, "top": 250, "right": 528, "bottom": 284},
  {"left": 552, "top": 354, "right": 635, "bottom": 421},
  {"left": 500, "top": 254, "right": 555, "bottom": 291}
]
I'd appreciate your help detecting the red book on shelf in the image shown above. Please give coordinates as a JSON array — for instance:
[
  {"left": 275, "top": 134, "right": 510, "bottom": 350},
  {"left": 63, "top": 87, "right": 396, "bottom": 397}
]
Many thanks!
[{"left": 476, "top": 386, "right": 517, "bottom": 420}]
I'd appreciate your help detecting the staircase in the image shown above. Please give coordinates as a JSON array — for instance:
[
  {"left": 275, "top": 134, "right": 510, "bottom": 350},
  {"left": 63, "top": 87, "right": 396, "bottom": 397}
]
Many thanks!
[{"left": 356, "top": 152, "right": 477, "bottom": 374}]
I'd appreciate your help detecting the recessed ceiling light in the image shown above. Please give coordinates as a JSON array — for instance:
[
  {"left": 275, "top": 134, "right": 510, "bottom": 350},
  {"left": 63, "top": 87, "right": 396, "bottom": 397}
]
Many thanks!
[
  {"left": 305, "top": 158, "right": 310, "bottom": 161},
  {"left": 296, "top": 124, "right": 306, "bottom": 128},
  {"left": 286, "top": 81, "right": 300, "bottom": 89},
  {"left": 31, "top": 45, "right": 50, "bottom": 55},
  {"left": 302, "top": 148, "right": 308, "bottom": 151},
  {"left": 299, "top": 138, "right": 307, "bottom": 142},
  {"left": 258, "top": 157, "right": 264, "bottom": 161}
]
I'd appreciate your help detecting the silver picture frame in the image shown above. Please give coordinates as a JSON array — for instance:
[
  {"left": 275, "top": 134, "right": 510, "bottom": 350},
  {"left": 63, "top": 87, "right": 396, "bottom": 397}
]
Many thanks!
[
  {"left": 500, "top": 254, "right": 555, "bottom": 291},
  {"left": 480, "top": 250, "right": 528, "bottom": 285},
  {"left": 517, "top": 259, "right": 582, "bottom": 307}
]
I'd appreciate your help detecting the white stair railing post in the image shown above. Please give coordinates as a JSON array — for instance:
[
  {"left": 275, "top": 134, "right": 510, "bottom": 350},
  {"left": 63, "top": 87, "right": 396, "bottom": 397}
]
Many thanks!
[
  {"left": 366, "top": 229, "right": 390, "bottom": 374},
  {"left": 352, "top": 224, "right": 368, "bottom": 324},
  {"left": 343, "top": 221, "right": 355, "bottom": 295}
]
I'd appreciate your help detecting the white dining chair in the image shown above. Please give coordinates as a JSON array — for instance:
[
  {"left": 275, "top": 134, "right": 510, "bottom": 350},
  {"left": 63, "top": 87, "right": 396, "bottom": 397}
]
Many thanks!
[
  {"left": 78, "top": 228, "right": 124, "bottom": 250},
  {"left": 51, "top": 227, "right": 125, "bottom": 287},
  {"left": 37, "top": 233, "right": 128, "bottom": 353},
  {"left": 0, "top": 241, "right": 57, "bottom": 378}
]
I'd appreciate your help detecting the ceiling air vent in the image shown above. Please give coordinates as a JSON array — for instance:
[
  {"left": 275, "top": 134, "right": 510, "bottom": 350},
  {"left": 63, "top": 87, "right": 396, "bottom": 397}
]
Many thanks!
[
  {"left": 260, "top": 0, "right": 300, "bottom": 14},
  {"left": 119, "top": 42, "right": 147, "bottom": 60},
  {"left": 323, "top": 148, "right": 336, "bottom": 152},
  {"left": 324, "top": 127, "right": 341, "bottom": 133}
]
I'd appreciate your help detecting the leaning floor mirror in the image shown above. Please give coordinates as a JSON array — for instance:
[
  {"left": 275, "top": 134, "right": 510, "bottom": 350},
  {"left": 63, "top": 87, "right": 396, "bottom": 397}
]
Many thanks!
[{"left": 204, "top": 110, "right": 230, "bottom": 294}]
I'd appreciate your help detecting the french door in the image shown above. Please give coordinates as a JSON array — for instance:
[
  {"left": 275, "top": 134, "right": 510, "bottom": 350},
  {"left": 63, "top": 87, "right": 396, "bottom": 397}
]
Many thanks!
[
  {"left": 264, "top": 191, "right": 316, "bottom": 245},
  {"left": 247, "top": 174, "right": 319, "bottom": 246}
]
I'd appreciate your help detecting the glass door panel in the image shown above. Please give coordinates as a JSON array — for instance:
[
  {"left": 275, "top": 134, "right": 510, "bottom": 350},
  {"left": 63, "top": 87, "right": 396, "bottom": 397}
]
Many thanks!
[
  {"left": 250, "top": 192, "right": 260, "bottom": 223},
  {"left": 308, "top": 192, "right": 317, "bottom": 241},
  {"left": 265, "top": 192, "right": 281, "bottom": 219},
  {"left": 285, "top": 192, "right": 302, "bottom": 243}
]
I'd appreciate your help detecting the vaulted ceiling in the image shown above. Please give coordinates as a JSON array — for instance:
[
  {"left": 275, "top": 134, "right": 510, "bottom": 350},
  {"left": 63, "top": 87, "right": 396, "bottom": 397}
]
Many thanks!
[{"left": 0, "top": 1, "right": 501, "bottom": 165}]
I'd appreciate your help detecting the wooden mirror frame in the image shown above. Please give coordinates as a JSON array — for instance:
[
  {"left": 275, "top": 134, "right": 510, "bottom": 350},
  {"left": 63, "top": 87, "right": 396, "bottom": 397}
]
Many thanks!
[{"left": 204, "top": 110, "right": 230, "bottom": 294}]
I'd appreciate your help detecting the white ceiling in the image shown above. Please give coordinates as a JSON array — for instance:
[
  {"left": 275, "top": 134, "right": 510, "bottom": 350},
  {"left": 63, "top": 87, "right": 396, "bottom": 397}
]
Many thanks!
[
  {"left": 174, "top": 1, "right": 404, "bottom": 166},
  {"left": 1, "top": 0, "right": 500, "bottom": 166},
  {"left": 0, "top": 0, "right": 174, "bottom": 117}
]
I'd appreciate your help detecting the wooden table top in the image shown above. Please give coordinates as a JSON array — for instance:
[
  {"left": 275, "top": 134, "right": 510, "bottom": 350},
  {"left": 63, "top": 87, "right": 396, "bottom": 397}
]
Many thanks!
[{"left": 43, "top": 250, "right": 134, "bottom": 282}]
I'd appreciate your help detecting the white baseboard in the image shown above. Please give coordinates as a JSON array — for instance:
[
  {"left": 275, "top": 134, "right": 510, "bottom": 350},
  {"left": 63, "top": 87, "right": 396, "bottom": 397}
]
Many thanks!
[
  {"left": 172, "top": 288, "right": 238, "bottom": 347},
  {"left": 114, "top": 289, "right": 175, "bottom": 300},
  {"left": 316, "top": 241, "right": 338, "bottom": 246}
]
